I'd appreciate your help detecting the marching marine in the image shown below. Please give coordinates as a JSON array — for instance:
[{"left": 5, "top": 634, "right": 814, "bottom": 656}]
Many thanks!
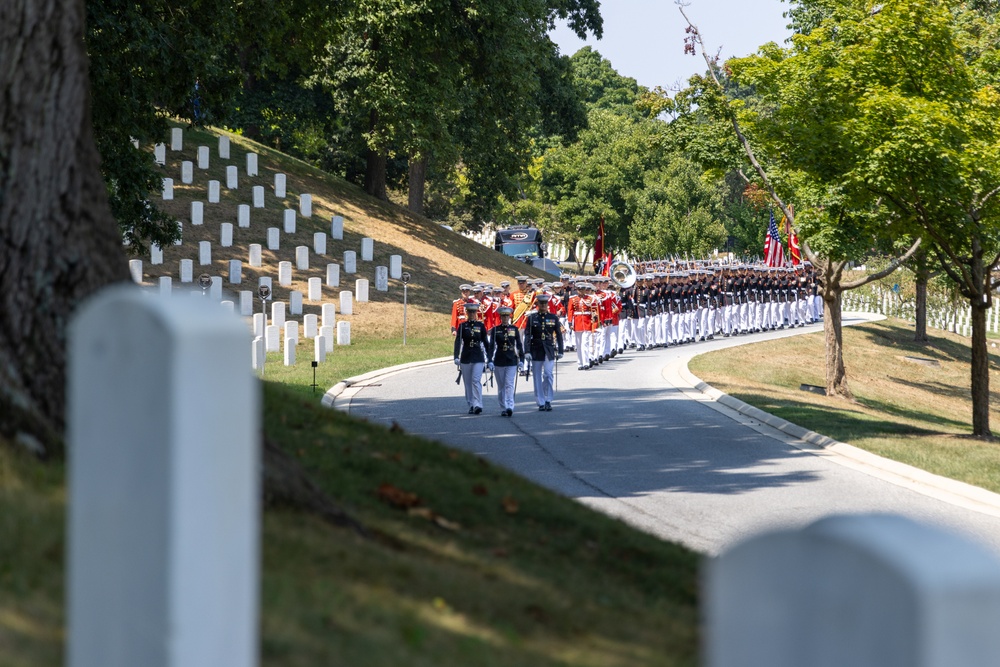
[
  {"left": 453, "top": 301, "right": 488, "bottom": 414},
  {"left": 488, "top": 306, "right": 525, "bottom": 416},
  {"left": 523, "top": 293, "right": 564, "bottom": 411}
]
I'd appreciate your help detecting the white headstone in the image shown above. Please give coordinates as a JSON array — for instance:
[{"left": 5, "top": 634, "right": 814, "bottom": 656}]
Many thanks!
[
  {"left": 271, "top": 301, "right": 286, "bottom": 330},
  {"left": 68, "top": 287, "right": 258, "bottom": 667},
  {"left": 339, "top": 290, "right": 353, "bottom": 315},
  {"left": 355, "top": 279, "right": 369, "bottom": 303},
  {"left": 218, "top": 136, "right": 230, "bottom": 159},
  {"left": 197, "top": 145, "right": 210, "bottom": 170},
  {"left": 220, "top": 300, "right": 234, "bottom": 315},
  {"left": 229, "top": 260, "right": 242, "bottom": 285},
  {"left": 706, "top": 515, "right": 1000, "bottom": 667},
  {"left": 199, "top": 241, "right": 211, "bottom": 266},
  {"left": 274, "top": 173, "right": 286, "bottom": 198},
  {"left": 361, "top": 237, "right": 374, "bottom": 262},
  {"left": 266, "top": 325, "right": 280, "bottom": 352},
  {"left": 289, "top": 291, "right": 303, "bottom": 316},
  {"left": 295, "top": 246, "right": 309, "bottom": 271},
  {"left": 267, "top": 228, "right": 280, "bottom": 251},
  {"left": 253, "top": 313, "right": 266, "bottom": 338},
  {"left": 313, "top": 233, "right": 327, "bottom": 256},
  {"left": 191, "top": 201, "right": 204, "bottom": 226},
  {"left": 181, "top": 161, "right": 193, "bottom": 184},
  {"left": 278, "top": 261, "right": 292, "bottom": 287},
  {"left": 283, "top": 209, "right": 296, "bottom": 234},
  {"left": 326, "top": 264, "right": 340, "bottom": 288},
  {"left": 331, "top": 215, "right": 344, "bottom": 240},
  {"left": 129, "top": 259, "right": 143, "bottom": 284},
  {"left": 337, "top": 320, "right": 351, "bottom": 346},
  {"left": 343, "top": 251, "right": 356, "bottom": 274},
  {"left": 375, "top": 266, "right": 388, "bottom": 292},
  {"left": 226, "top": 165, "right": 238, "bottom": 190},
  {"left": 154, "top": 143, "right": 166, "bottom": 165},
  {"left": 308, "top": 277, "right": 322, "bottom": 302},
  {"left": 252, "top": 336, "right": 265, "bottom": 371},
  {"left": 299, "top": 194, "right": 312, "bottom": 218},
  {"left": 221, "top": 223, "right": 233, "bottom": 247},
  {"left": 210, "top": 276, "right": 222, "bottom": 300},
  {"left": 249, "top": 244, "right": 262, "bottom": 268},
  {"left": 284, "top": 321, "right": 299, "bottom": 345},
  {"left": 253, "top": 186, "right": 264, "bottom": 208},
  {"left": 180, "top": 259, "right": 193, "bottom": 283},
  {"left": 284, "top": 338, "right": 296, "bottom": 366},
  {"left": 314, "top": 337, "right": 327, "bottom": 363},
  {"left": 170, "top": 127, "right": 183, "bottom": 150},
  {"left": 322, "top": 303, "right": 336, "bottom": 328},
  {"left": 151, "top": 244, "right": 163, "bottom": 266},
  {"left": 237, "top": 205, "right": 250, "bottom": 229},
  {"left": 246, "top": 152, "right": 258, "bottom": 176},
  {"left": 320, "top": 326, "right": 334, "bottom": 353},
  {"left": 304, "top": 314, "right": 318, "bottom": 339},
  {"left": 162, "top": 178, "right": 173, "bottom": 200},
  {"left": 159, "top": 276, "right": 172, "bottom": 296},
  {"left": 174, "top": 221, "right": 183, "bottom": 246},
  {"left": 208, "top": 180, "right": 220, "bottom": 203},
  {"left": 390, "top": 255, "right": 402, "bottom": 280},
  {"left": 240, "top": 290, "right": 253, "bottom": 316}
]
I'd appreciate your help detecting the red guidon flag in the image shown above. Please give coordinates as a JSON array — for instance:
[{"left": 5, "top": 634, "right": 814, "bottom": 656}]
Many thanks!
[
  {"left": 784, "top": 205, "right": 801, "bottom": 265},
  {"left": 594, "top": 215, "right": 605, "bottom": 273}
]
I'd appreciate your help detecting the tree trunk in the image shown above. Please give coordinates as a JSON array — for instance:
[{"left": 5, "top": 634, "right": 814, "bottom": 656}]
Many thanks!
[
  {"left": 565, "top": 239, "right": 578, "bottom": 263},
  {"left": 364, "top": 109, "right": 388, "bottom": 201},
  {"left": 0, "top": 0, "right": 130, "bottom": 454},
  {"left": 970, "top": 298, "right": 992, "bottom": 438},
  {"left": 408, "top": 154, "right": 427, "bottom": 215},
  {"left": 820, "top": 260, "right": 852, "bottom": 399},
  {"left": 913, "top": 249, "right": 929, "bottom": 343}
]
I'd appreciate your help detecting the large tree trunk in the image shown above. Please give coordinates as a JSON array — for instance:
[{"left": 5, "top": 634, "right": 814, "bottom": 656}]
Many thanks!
[
  {"left": 823, "top": 285, "right": 852, "bottom": 399},
  {"left": 913, "top": 248, "right": 930, "bottom": 344},
  {"left": 0, "top": 0, "right": 130, "bottom": 454},
  {"left": 565, "top": 239, "right": 579, "bottom": 263},
  {"left": 408, "top": 154, "right": 427, "bottom": 215},
  {"left": 364, "top": 109, "right": 388, "bottom": 201},
  {"left": 970, "top": 299, "right": 992, "bottom": 438}
]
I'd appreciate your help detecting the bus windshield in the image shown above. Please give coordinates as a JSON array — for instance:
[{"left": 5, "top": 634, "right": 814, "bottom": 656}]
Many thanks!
[{"left": 500, "top": 242, "right": 540, "bottom": 258}]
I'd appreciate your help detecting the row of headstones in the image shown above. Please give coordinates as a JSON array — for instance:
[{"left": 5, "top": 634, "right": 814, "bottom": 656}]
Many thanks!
[
  {"left": 844, "top": 292, "right": 1000, "bottom": 336},
  {"left": 67, "top": 288, "right": 1000, "bottom": 667},
  {"left": 163, "top": 171, "right": 306, "bottom": 207}
]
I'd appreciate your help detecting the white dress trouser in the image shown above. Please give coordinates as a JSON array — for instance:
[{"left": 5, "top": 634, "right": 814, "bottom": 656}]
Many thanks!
[
  {"left": 461, "top": 362, "right": 484, "bottom": 409},
  {"left": 495, "top": 365, "right": 517, "bottom": 411},
  {"left": 532, "top": 358, "right": 555, "bottom": 405}
]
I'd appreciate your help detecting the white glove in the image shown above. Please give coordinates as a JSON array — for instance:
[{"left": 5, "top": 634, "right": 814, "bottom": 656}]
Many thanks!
[
  {"left": 525, "top": 353, "right": 532, "bottom": 364},
  {"left": 454, "top": 358, "right": 461, "bottom": 366},
  {"left": 488, "top": 362, "right": 494, "bottom": 371},
  {"left": 556, "top": 353, "right": 563, "bottom": 360}
]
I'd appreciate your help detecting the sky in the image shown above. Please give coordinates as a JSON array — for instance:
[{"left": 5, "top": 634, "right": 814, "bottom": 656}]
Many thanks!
[{"left": 549, "top": 0, "right": 792, "bottom": 91}]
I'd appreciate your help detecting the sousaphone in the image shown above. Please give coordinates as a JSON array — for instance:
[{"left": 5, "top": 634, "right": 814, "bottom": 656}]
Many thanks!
[{"left": 610, "top": 261, "right": 637, "bottom": 289}]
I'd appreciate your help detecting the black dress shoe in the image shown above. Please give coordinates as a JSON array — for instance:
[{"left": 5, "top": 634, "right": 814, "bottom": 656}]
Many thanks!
[
  {"left": 506, "top": 409, "right": 513, "bottom": 417},
  {"left": 473, "top": 406, "right": 482, "bottom": 414},
  {"left": 538, "top": 405, "right": 546, "bottom": 411},
  {"left": 544, "top": 402, "right": 552, "bottom": 411}
]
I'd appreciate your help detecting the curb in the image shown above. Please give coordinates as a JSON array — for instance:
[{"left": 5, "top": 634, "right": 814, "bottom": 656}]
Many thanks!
[{"left": 321, "top": 356, "right": 452, "bottom": 408}]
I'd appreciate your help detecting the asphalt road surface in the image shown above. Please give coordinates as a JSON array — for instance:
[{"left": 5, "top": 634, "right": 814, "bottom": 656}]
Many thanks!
[{"left": 333, "top": 316, "right": 1000, "bottom": 556}]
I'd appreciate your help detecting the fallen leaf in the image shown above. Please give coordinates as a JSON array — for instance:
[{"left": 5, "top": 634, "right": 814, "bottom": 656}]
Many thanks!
[
  {"left": 525, "top": 604, "right": 548, "bottom": 623},
  {"left": 501, "top": 495, "right": 519, "bottom": 515},
  {"left": 434, "top": 516, "right": 462, "bottom": 532},
  {"left": 377, "top": 483, "right": 421, "bottom": 509},
  {"left": 390, "top": 421, "right": 405, "bottom": 433},
  {"left": 390, "top": 452, "right": 403, "bottom": 463},
  {"left": 448, "top": 452, "right": 460, "bottom": 460},
  {"left": 472, "top": 484, "right": 489, "bottom": 496}
]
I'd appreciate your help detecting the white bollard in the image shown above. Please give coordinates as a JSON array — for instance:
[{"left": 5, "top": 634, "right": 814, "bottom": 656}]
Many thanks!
[
  {"left": 331, "top": 215, "right": 344, "bottom": 240},
  {"left": 278, "top": 261, "right": 292, "bottom": 287},
  {"left": 390, "top": 255, "right": 402, "bottom": 280},
  {"left": 300, "top": 194, "right": 312, "bottom": 218},
  {"left": 274, "top": 173, "right": 286, "bottom": 198},
  {"left": 170, "top": 126, "right": 183, "bottom": 150},
  {"left": 252, "top": 335, "right": 265, "bottom": 371},
  {"left": 208, "top": 180, "right": 220, "bottom": 204},
  {"left": 199, "top": 241, "right": 211, "bottom": 266},
  {"left": 284, "top": 338, "right": 296, "bottom": 366},
  {"left": 304, "top": 314, "right": 318, "bottom": 339},
  {"left": 706, "top": 515, "right": 1000, "bottom": 667},
  {"left": 249, "top": 244, "right": 262, "bottom": 268},
  {"left": 343, "top": 251, "right": 356, "bottom": 274},
  {"left": 337, "top": 320, "right": 351, "bottom": 345},
  {"left": 162, "top": 178, "right": 173, "bottom": 200},
  {"left": 339, "top": 290, "right": 353, "bottom": 315},
  {"left": 191, "top": 201, "right": 203, "bottom": 226},
  {"left": 284, "top": 321, "right": 299, "bottom": 345},
  {"left": 246, "top": 152, "right": 258, "bottom": 176},
  {"left": 271, "top": 302, "right": 286, "bottom": 330},
  {"left": 361, "top": 237, "right": 374, "bottom": 262},
  {"left": 197, "top": 145, "right": 210, "bottom": 170},
  {"left": 308, "top": 277, "right": 322, "bottom": 302},
  {"left": 326, "top": 263, "right": 340, "bottom": 288},
  {"left": 296, "top": 246, "right": 309, "bottom": 271},
  {"left": 355, "top": 279, "right": 369, "bottom": 303},
  {"left": 267, "top": 228, "right": 280, "bottom": 251},
  {"left": 289, "top": 291, "right": 303, "bottom": 316},
  {"left": 150, "top": 244, "right": 163, "bottom": 266},
  {"left": 68, "top": 286, "right": 258, "bottom": 667},
  {"left": 283, "top": 209, "right": 296, "bottom": 234},
  {"left": 226, "top": 165, "right": 238, "bottom": 190},
  {"left": 229, "top": 260, "right": 243, "bottom": 285},
  {"left": 322, "top": 303, "right": 336, "bottom": 328},
  {"left": 181, "top": 161, "right": 193, "bottom": 184},
  {"left": 129, "top": 259, "right": 143, "bottom": 284},
  {"left": 314, "top": 337, "right": 327, "bottom": 363},
  {"left": 253, "top": 186, "right": 264, "bottom": 208},
  {"left": 265, "top": 325, "right": 280, "bottom": 352},
  {"left": 159, "top": 276, "right": 172, "bottom": 296},
  {"left": 221, "top": 223, "right": 233, "bottom": 247},
  {"left": 218, "top": 136, "right": 230, "bottom": 159},
  {"left": 313, "top": 232, "right": 327, "bottom": 256},
  {"left": 240, "top": 290, "right": 253, "bottom": 316},
  {"left": 375, "top": 266, "right": 388, "bottom": 292},
  {"left": 154, "top": 143, "right": 166, "bottom": 165},
  {"left": 210, "top": 276, "right": 222, "bottom": 300},
  {"left": 238, "top": 204, "right": 250, "bottom": 229},
  {"left": 320, "top": 326, "right": 334, "bottom": 353},
  {"left": 180, "top": 259, "right": 193, "bottom": 283}
]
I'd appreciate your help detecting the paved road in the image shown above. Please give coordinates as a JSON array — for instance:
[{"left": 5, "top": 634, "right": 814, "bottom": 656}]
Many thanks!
[{"left": 333, "top": 317, "right": 1000, "bottom": 556}]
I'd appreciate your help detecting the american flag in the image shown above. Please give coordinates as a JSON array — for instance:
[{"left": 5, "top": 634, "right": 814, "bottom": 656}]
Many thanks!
[{"left": 764, "top": 210, "right": 785, "bottom": 267}]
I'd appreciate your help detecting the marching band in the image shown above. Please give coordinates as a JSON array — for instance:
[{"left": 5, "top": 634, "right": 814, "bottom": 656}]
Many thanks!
[{"left": 451, "top": 262, "right": 823, "bottom": 415}]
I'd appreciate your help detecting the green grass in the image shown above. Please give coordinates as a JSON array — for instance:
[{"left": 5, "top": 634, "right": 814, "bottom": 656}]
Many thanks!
[{"left": 689, "top": 318, "right": 1000, "bottom": 493}]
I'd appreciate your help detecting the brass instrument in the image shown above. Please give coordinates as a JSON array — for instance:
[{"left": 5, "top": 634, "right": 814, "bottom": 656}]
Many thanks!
[
  {"left": 511, "top": 289, "right": 535, "bottom": 326},
  {"left": 610, "top": 261, "right": 637, "bottom": 289}
]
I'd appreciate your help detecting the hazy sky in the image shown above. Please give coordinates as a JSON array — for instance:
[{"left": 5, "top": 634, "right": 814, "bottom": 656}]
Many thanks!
[{"left": 549, "top": 0, "right": 792, "bottom": 91}]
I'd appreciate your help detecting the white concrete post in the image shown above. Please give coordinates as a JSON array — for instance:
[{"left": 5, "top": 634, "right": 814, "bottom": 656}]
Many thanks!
[
  {"left": 154, "top": 143, "right": 166, "bottom": 165},
  {"left": 274, "top": 173, "right": 286, "bottom": 199},
  {"left": 326, "top": 264, "right": 340, "bottom": 288},
  {"left": 283, "top": 338, "right": 296, "bottom": 366},
  {"left": 355, "top": 279, "right": 369, "bottom": 303},
  {"left": 170, "top": 127, "right": 183, "bottom": 150},
  {"left": 308, "top": 277, "right": 322, "bottom": 302},
  {"left": 151, "top": 244, "right": 163, "bottom": 266},
  {"left": 218, "top": 136, "right": 230, "bottom": 159},
  {"left": 267, "top": 228, "right": 279, "bottom": 251},
  {"left": 229, "top": 260, "right": 242, "bottom": 285},
  {"left": 271, "top": 301, "right": 286, "bottom": 330},
  {"left": 197, "top": 145, "right": 209, "bottom": 170},
  {"left": 320, "top": 326, "right": 334, "bottom": 353},
  {"left": 289, "top": 291, "right": 303, "bottom": 316},
  {"left": 278, "top": 261, "right": 292, "bottom": 288},
  {"left": 390, "top": 255, "right": 402, "bottom": 280},
  {"left": 239, "top": 291, "right": 253, "bottom": 316},
  {"left": 129, "top": 259, "right": 143, "bottom": 284},
  {"left": 199, "top": 241, "right": 211, "bottom": 266},
  {"left": 337, "top": 321, "right": 351, "bottom": 345},
  {"left": 304, "top": 314, "right": 318, "bottom": 338},
  {"left": 208, "top": 180, "right": 220, "bottom": 204},
  {"left": 226, "top": 165, "right": 238, "bottom": 190},
  {"left": 314, "top": 337, "right": 327, "bottom": 363},
  {"left": 246, "top": 153, "right": 258, "bottom": 177},
  {"left": 283, "top": 209, "right": 296, "bottom": 234},
  {"left": 313, "top": 233, "right": 327, "bottom": 256},
  {"left": 706, "top": 514, "right": 1000, "bottom": 667},
  {"left": 361, "top": 237, "right": 374, "bottom": 261},
  {"left": 339, "top": 290, "right": 353, "bottom": 315},
  {"left": 159, "top": 276, "right": 172, "bottom": 296},
  {"left": 191, "top": 201, "right": 204, "bottom": 226},
  {"left": 181, "top": 161, "right": 193, "bottom": 184},
  {"left": 68, "top": 286, "right": 259, "bottom": 667},
  {"left": 180, "top": 259, "right": 193, "bottom": 283},
  {"left": 249, "top": 244, "right": 262, "bottom": 268},
  {"left": 221, "top": 223, "right": 233, "bottom": 248},
  {"left": 375, "top": 266, "right": 388, "bottom": 292},
  {"left": 265, "top": 324, "right": 280, "bottom": 352},
  {"left": 299, "top": 194, "right": 312, "bottom": 218},
  {"left": 253, "top": 186, "right": 264, "bottom": 209},
  {"left": 210, "top": 276, "right": 222, "bottom": 300},
  {"left": 331, "top": 215, "right": 344, "bottom": 240},
  {"left": 322, "top": 303, "right": 336, "bottom": 328},
  {"left": 162, "top": 178, "right": 174, "bottom": 201},
  {"left": 238, "top": 205, "right": 250, "bottom": 229},
  {"left": 343, "top": 251, "right": 356, "bottom": 274}
]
